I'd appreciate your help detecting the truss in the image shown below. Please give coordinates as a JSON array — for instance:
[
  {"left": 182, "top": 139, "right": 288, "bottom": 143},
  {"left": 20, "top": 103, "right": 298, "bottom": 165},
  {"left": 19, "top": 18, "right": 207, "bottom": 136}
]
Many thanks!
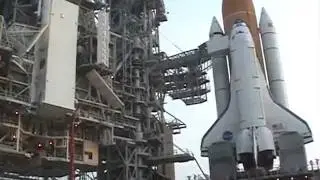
[{"left": 0, "top": 0, "right": 189, "bottom": 180}]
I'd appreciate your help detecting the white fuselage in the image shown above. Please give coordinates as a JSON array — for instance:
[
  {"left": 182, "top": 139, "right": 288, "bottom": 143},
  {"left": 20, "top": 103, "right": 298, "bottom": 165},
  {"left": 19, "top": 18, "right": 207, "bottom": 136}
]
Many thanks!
[
  {"left": 229, "top": 24, "right": 266, "bottom": 130},
  {"left": 229, "top": 22, "right": 275, "bottom": 157}
]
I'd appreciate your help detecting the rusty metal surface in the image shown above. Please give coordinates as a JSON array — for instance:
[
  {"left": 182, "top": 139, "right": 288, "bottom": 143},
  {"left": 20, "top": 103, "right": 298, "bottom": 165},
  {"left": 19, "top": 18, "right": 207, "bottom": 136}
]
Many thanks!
[{"left": 222, "top": 0, "right": 264, "bottom": 71}]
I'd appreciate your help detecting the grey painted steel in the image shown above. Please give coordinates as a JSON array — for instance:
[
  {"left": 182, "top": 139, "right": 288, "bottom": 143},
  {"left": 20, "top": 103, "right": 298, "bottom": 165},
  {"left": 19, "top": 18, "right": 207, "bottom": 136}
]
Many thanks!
[
  {"left": 314, "top": 173, "right": 320, "bottom": 180},
  {"left": 31, "top": 0, "right": 51, "bottom": 104},
  {"left": 209, "top": 17, "right": 230, "bottom": 116},
  {"left": 278, "top": 131, "right": 308, "bottom": 174},
  {"left": 208, "top": 141, "right": 237, "bottom": 180},
  {"left": 260, "top": 7, "right": 288, "bottom": 107}
]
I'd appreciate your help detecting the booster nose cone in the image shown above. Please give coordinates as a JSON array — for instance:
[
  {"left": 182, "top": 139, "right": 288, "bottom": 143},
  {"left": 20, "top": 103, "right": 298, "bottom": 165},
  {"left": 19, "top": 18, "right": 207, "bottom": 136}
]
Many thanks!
[
  {"left": 209, "top": 16, "right": 224, "bottom": 38},
  {"left": 259, "top": 7, "right": 274, "bottom": 30}
]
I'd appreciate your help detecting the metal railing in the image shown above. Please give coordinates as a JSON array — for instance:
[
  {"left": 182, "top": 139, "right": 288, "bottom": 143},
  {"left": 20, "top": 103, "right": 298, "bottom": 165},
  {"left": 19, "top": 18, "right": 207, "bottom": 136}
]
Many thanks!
[{"left": 236, "top": 161, "right": 320, "bottom": 179}]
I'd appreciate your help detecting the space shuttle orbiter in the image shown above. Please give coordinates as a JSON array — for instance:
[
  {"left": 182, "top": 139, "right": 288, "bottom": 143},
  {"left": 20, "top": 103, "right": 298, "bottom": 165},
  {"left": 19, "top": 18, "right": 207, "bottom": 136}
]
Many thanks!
[{"left": 201, "top": 0, "right": 313, "bottom": 172}]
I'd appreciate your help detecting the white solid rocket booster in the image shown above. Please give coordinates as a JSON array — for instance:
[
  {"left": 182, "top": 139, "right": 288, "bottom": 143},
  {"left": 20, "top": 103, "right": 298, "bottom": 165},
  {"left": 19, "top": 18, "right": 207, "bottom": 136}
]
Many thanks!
[
  {"left": 209, "top": 17, "right": 230, "bottom": 116},
  {"left": 259, "top": 8, "right": 288, "bottom": 107}
]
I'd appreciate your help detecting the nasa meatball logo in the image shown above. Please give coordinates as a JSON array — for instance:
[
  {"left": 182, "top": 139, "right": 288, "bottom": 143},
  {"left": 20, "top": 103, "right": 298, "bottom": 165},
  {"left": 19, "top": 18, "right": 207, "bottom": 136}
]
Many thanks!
[{"left": 222, "top": 131, "right": 233, "bottom": 141}]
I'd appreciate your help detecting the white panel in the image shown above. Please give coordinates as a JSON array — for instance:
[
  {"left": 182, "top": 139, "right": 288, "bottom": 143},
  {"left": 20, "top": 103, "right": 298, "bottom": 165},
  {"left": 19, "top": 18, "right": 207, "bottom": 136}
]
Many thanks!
[
  {"left": 43, "top": 0, "right": 78, "bottom": 111},
  {"left": 97, "top": 9, "right": 110, "bottom": 67}
]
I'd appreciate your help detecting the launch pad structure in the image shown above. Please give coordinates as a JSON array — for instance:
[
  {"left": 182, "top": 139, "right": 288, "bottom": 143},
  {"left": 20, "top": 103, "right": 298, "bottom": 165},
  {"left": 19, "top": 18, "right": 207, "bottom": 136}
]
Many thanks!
[
  {"left": 0, "top": 0, "right": 209, "bottom": 179},
  {"left": 0, "top": 0, "right": 318, "bottom": 180}
]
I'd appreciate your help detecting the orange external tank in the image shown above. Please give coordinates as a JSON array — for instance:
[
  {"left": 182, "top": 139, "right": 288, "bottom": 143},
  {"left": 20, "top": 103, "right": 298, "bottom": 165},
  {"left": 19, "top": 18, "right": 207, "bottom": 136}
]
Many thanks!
[{"left": 222, "top": 0, "right": 265, "bottom": 73}]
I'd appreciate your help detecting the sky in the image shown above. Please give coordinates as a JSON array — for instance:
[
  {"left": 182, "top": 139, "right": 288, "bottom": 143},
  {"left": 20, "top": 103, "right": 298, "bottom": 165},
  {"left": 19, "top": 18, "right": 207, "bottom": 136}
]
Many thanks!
[{"left": 159, "top": 0, "right": 320, "bottom": 179}]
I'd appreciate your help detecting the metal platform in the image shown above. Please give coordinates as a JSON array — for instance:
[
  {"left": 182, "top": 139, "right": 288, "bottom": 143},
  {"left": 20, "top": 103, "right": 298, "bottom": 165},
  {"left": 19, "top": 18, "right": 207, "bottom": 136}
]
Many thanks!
[
  {"left": 237, "top": 169, "right": 320, "bottom": 180},
  {"left": 147, "top": 153, "right": 195, "bottom": 165}
]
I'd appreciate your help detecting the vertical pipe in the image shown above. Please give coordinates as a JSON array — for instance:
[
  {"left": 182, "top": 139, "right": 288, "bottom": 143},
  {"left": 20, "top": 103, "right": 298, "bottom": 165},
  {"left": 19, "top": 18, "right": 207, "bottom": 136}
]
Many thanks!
[
  {"left": 97, "top": 8, "right": 110, "bottom": 67},
  {"left": 36, "top": 0, "right": 42, "bottom": 21},
  {"left": 40, "top": 0, "right": 51, "bottom": 25},
  {"left": 69, "top": 116, "right": 75, "bottom": 180},
  {"left": 16, "top": 113, "right": 21, "bottom": 151},
  {"left": 0, "top": 16, "right": 3, "bottom": 42},
  {"left": 30, "top": 0, "right": 51, "bottom": 103},
  {"left": 12, "top": 0, "right": 18, "bottom": 22},
  {"left": 132, "top": 37, "right": 144, "bottom": 179}
]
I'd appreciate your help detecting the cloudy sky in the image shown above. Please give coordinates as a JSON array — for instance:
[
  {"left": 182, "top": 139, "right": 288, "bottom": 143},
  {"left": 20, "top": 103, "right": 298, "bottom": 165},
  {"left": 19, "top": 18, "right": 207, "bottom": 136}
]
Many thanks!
[{"left": 160, "top": 0, "right": 320, "bottom": 179}]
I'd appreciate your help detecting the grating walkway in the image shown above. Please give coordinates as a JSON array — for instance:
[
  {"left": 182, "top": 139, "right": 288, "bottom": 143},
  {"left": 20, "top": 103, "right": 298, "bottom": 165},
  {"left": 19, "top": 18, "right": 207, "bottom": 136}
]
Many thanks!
[{"left": 146, "top": 153, "right": 195, "bottom": 165}]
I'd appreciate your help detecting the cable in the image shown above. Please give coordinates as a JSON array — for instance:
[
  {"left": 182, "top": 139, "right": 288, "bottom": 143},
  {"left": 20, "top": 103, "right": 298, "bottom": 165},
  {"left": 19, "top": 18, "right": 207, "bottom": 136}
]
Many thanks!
[
  {"left": 194, "top": 158, "right": 208, "bottom": 180},
  {"left": 159, "top": 31, "right": 184, "bottom": 53},
  {"left": 173, "top": 144, "right": 209, "bottom": 180}
]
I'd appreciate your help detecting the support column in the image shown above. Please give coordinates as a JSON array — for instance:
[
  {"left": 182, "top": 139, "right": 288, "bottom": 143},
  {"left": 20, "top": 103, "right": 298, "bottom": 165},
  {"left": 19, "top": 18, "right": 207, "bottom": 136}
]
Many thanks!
[
  {"left": 16, "top": 112, "right": 21, "bottom": 151},
  {"left": 208, "top": 142, "right": 237, "bottom": 180},
  {"left": 279, "top": 132, "right": 308, "bottom": 174}
]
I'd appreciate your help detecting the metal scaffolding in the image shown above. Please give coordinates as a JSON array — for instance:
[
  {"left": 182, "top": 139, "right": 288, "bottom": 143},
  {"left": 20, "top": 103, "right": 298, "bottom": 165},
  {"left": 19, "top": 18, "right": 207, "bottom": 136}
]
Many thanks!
[{"left": 0, "top": 0, "right": 192, "bottom": 179}]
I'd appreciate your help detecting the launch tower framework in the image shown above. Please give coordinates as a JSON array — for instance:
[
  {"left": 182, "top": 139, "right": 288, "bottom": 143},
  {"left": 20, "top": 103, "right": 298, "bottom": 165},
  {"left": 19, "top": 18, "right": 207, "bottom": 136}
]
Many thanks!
[{"left": 0, "top": 0, "right": 211, "bottom": 179}]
